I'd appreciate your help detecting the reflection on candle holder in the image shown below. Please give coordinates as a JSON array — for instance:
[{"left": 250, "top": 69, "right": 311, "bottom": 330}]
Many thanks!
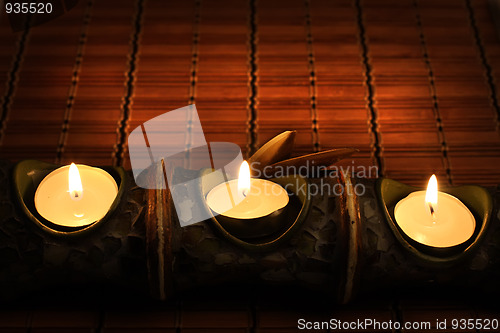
[
  {"left": 377, "top": 178, "right": 493, "bottom": 266},
  {"left": 13, "top": 160, "right": 126, "bottom": 235}
]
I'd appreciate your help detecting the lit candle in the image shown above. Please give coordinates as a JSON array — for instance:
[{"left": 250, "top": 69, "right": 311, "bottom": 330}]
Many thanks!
[
  {"left": 35, "top": 163, "right": 118, "bottom": 228},
  {"left": 394, "top": 175, "right": 475, "bottom": 248},
  {"left": 206, "top": 161, "right": 289, "bottom": 219}
]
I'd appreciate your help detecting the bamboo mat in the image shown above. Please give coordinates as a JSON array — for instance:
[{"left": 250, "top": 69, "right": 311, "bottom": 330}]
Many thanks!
[{"left": 1, "top": 0, "right": 500, "bottom": 186}]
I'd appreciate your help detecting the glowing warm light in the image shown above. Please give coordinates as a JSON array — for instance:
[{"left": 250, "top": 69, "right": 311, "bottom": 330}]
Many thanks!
[
  {"left": 238, "top": 161, "right": 251, "bottom": 197},
  {"left": 36, "top": 164, "right": 117, "bottom": 228},
  {"left": 425, "top": 174, "right": 438, "bottom": 218},
  {"left": 68, "top": 163, "right": 83, "bottom": 201},
  {"left": 207, "top": 160, "right": 289, "bottom": 223},
  {"left": 394, "top": 173, "right": 475, "bottom": 248}
]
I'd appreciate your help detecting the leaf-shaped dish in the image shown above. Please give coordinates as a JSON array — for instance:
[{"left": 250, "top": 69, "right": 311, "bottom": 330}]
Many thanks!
[
  {"left": 376, "top": 177, "right": 492, "bottom": 267},
  {"left": 262, "top": 148, "right": 358, "bottom": 177},
  {"left": 248, "top": 131, "right": 296, "bottom": 175},
  {"left": 200, "top": 168, "right": 311, "bottom": 252},
  {"left": 13, "top": 160, "right": 126, "bottom": 236}
]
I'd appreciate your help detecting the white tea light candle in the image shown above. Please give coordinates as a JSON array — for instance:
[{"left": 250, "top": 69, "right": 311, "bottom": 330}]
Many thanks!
[
  {"left": 394, "top": 175, "right": 475, "bottom": 248},
  {"left": 206, "top": 161, "right": 289, "bottom": 219},
  {"left": 35, "top": 163, "right": 118, "bottom": 228}
]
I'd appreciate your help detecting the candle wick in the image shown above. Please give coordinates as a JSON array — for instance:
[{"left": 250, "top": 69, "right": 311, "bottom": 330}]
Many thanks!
[
  {"left": 429, "top": 203, "right": 436, "bottom": 220},
  {"left": 242, "top": 188, "right": 249, "bottom": 198},
  {"left": 70, "top": 189, "right": 83, "bottom": 201}
]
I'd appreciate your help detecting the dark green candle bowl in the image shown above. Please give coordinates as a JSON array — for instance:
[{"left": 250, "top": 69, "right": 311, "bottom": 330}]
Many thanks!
[
  {"left": 13, "top": 160, "right": 126, "bottom": 236},
  {"left": 200, "top": 169, "right": 311, "bottom": 252},
  {"left": 211, "top": 205, "right": 290, "bottom": 240},
  {"left": 376, "top": 178, "right": 493, "bottom": 267}
]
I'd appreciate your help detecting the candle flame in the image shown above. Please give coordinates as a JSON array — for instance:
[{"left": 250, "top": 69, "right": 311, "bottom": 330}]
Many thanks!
[
  {"left": 238, "top": 161, "right": 251, "bottom": 197},
  {"left": 69, "top": 163, "right": 83, "bottom": 201},
  {"left": 425, "top": 174, "right": 438, "bottom": 219}
]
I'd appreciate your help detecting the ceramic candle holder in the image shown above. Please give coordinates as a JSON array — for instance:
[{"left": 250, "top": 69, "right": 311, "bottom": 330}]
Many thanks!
[
  {"left": 376, "top": 178, "right": 493, "bottom": 266},
  {"left": 210, "top": 202, "right": 290, "bottom": 240},
  {"left": 200, "top": 168, "right": 311, "bottom": 251},
  {"left": 2, "top": 158, "right": 500, "bottom": 302},
  {"left": 13, "top": 160, "right": 126, "bottom": 235}
]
